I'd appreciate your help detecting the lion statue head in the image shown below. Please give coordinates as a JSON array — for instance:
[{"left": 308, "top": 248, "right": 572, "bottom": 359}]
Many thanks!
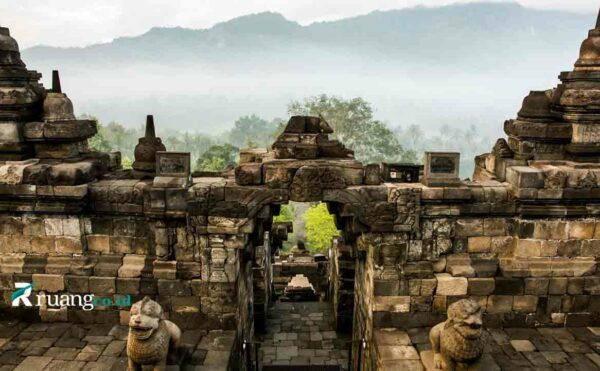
[
  {"left": 445, "top": 299, "right": 483, "bottom": 340},
  {"left": 129, "top": 296, "right": 164, "bottom": 340}
]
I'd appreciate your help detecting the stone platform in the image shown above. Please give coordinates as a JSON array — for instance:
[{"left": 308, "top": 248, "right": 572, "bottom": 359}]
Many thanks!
[
  {"left": 0, "top": 320, "right": 234, "bottom": 370},
  {"left": 257, "top": 302, "right": 350, "bottom": 369},
  {"left": 375, "top": 326, "right": 600, "bottom": 370}
]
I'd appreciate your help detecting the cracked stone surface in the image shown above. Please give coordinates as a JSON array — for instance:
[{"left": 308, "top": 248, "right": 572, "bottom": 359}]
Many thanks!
[
  {"left": 257, "top": 302, "right": 350, "bottom": 369},
  {"left": 0, "top": 321, "right": 233, "bottom": 370},
  {"left": 376, "top": 326, "right": 600, "bottom": 370}
]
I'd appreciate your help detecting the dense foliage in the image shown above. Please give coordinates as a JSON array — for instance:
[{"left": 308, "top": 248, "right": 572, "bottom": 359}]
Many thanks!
[
  {"left": 195, "top": 144, "right": 239, "bottom": 171},
  {"left": 303, "top": 203, "right": 340, "bottom": 253}
]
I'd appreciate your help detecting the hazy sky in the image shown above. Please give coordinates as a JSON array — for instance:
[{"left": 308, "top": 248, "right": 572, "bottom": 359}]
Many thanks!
[{"left": 1, "top": 0, "right": 597, "bottom": 48}]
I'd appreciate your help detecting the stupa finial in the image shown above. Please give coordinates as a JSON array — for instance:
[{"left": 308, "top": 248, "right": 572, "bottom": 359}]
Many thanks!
[
  {"left": 52, "top": 70, "right": 62, "bottom": 93},
  {"left": 145, "top": 115, "right": 156, "bottom": 139}
]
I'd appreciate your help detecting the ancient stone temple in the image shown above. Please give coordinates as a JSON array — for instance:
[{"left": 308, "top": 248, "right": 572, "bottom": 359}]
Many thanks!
[{"left": 5, "top": 12, "right": 600, "bottom": 371}]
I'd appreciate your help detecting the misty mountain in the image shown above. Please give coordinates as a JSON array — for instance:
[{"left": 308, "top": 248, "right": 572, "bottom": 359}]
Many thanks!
[
  {"left": 17, "top": 2, "right": 597, "bottom": 136},
  {"left": 23, "top": 3, "right": 592, "bottom": 71}
]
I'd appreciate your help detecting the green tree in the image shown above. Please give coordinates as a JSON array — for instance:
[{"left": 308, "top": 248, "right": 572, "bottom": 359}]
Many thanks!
[
  {"left": 196, "top": 144, "right": 239, "bottom": 171},
  {"left": 103, "top": 121, "right": 139, "bottom": 156},
  {"left": 273, "top": 204, "right": 293, "bottom": 223},
  {"left": 288, "top": 94, "right": 416, "bottom": 164},
  {"left": 88, "top": 123, "right": 112, "bottom": 152},
  {"left": 121, "top": 155, "right": 133, "bottom": 170},
  {"left": 229, "top": 114, "right": 278, "bottom": 148},
  {"left": 304, "top": 203, "right": 340, "bottom": 253},
  {"left": 273, "top": 204, "right": 295, "bottom": 250}
]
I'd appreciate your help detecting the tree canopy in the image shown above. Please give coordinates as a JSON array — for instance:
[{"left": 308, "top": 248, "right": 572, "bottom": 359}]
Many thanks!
[
  {"left": 229, "top": 114, "right": 280, "bottom": 148},
  {"left": 304, "top": 203, "right": 340, "bottom": 253},
  {"left": 195, "top": 143, "right": 239, "bottom": 171}
]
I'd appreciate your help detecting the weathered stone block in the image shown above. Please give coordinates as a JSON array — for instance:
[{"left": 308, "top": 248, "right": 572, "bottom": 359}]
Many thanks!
[
  {"left": 568, "top": 277, "right": 585, "bottom": 295},
  {"left": 494, "top": 278, "right": 524, "bottom": 295},
  {"left": 513, "top": 296, "right": 538, "bottom": 313},
  {"left": 86, "top": 235, "right": 109, "bottom": 254},
  {"left": 540, "top": 240, "right": 559, "bottom": 257},
  {"left": 109, "top": 236, "right": 133, "bottom": 254},
  {"left": 568, "top": 220, "right": 595, "bottom": 239},
  {"left": 44, "top": 218, "right": 63, "bottom": 236},
  {"left": 454, "top": 218, "right": 483, "bottom": 237},
  {"left": 0, "top": 216, "right": 23, "bottom": 235},
  {"left": 468, "top": 278, "right": 495, "bottom": 295},
  {"left": 490, "top": 236, "right": 514, "bottom": 256},
  {"left": 30, "top": 237, "right": 55, "bottom": 254},
  {"left": 486, "top": 295, "right": 513, "bottom": 313},
  {"left": 93, "top": 255, "right": 122, "bottom": 277},
  {"left": 22, "top": 216, "right": 46, "bottom": 236},
  {"left": 32, "top": 273, "right": 64, "bottom": 292},
  {"left": 435, "top": 273, "right": 467, "bottom": 296},
  {"left": 571, "top": 257, "right": 597, "bottom": 277},
  {"left": 118, "top": 255, "right": 150, "bottom": 278},
  {"left": 234, "top": 163, "right": 262, "bottom": 185},
  {"left": 581, "top": 240, "right": 600, "bottom": 258},
  {"left": 45, "top": 256, "right": 71, "bottom": 274},
  {"left": 585, "top": 277, "right": 600, "bottom": 294},
  {"left": 364, "top": 164, "right": 381, "bottom": 185},
  {"left": 23, "top": 254, "right": 47, "bottom": 273},
  {"left": 373, "top": 296, "right": 410, "bottom": 313},
  {"left": 65, "top": 275, "right": 89, "bottom": 293},
  {"left": 89, "top": 277, "right": 115, "bottom": 295},
  {"left": 153, "top": 260, "right": 177, "bottom": 280},
  {"left": 10, "top": 235, "right": 32, "bottom": 253},
  {"left": 172, "top": 296, "right": 201, "bottom": 313},
  {"left": 410, "top": 296, "right": 432, "bottom": 312},
  {"left": 548, "top": 278, "right": 567, "bottom": 295},
  {"left": 533, "top": 221, "right": 567, "bottom": 240},
  {"left": 514, "top": 239, "right": 541, "bottom": 257},
  {"left": 157, "top": 279, "right": 191, "bottom": 296},
  {"left": 421, "top": 187, "right": 443, "bottom": 200},
  {"left": 374, "top": 279, "right": 399, "bottom": 296},
  {"left": 62, "top": 218, "right": 81, "bottom": 237},
  {"left": 483, "top": 218, "right": 508, "bottom": 236},
  {"left": 408, "top": 279, "right": 421, "bottom": 296},
  {"left": 140, "top": 278, "right": 158, "bottom": 295},
  {"left": 506, "top": 166, "right": 544, "bottom": 188},
  {"left": 524, "top": 278, "right": 549, "bottom": 295},
  {"left": 420, "top": 278, "right": 437, "bottom": 296},
  {"left": 116, "top": 278, "right": 140, "bottom": 294},
  {"left": 55, "top": 236, "right": 83, "bottom": 254},
  {"left": 468, "top": 236, "right": 491, "bottom": 253}
]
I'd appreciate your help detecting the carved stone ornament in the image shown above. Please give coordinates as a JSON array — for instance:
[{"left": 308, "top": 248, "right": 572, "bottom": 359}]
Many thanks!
[
  {"left": 544, "top": 169, "right": 567, "bottom": 189},
  {"left": 127, "top": 297, "right": 182, "bottom": 370},
  {"left": 429, "top": 299, "right": 484, "bottom": 370}
]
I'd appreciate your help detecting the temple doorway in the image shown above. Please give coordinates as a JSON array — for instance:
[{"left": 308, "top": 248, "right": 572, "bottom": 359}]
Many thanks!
[{"left": 253, "top": 201, "right": 351, "bottom": 370}]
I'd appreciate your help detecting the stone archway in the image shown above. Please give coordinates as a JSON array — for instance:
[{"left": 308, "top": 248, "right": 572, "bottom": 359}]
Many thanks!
[{"left": 186, "top": 115, "right": 422, "bottom": 369}]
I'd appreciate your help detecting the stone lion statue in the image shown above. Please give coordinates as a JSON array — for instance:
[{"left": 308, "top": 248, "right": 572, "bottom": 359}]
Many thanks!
[
  {"left": 429, "top": 299, "right": 484, "bottom": 371},
  {"left": 127, "top": 296, "right": 182, "bottom": 371}
]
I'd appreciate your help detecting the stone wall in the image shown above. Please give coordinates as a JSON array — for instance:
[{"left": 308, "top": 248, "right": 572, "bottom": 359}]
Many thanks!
[
  {"left": 352, "top": 234, "right": 376, "bottom": 371},
  {"left": 369, "top": 216, "right": 600, "bottom": 331},
  {"left": 329, "top": 238, "right": 356, "bottom": 332}
]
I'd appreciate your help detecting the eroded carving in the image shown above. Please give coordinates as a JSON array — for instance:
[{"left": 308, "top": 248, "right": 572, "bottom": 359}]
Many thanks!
[
  {"left": 127, "top": 297, "right": 182, "bottom": 371},
  {"left": 544, "top": 169, "right": 567, "bottom": 189},
  {"left": 429, "top": 299, "right": 484, "bottom": 371}
]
